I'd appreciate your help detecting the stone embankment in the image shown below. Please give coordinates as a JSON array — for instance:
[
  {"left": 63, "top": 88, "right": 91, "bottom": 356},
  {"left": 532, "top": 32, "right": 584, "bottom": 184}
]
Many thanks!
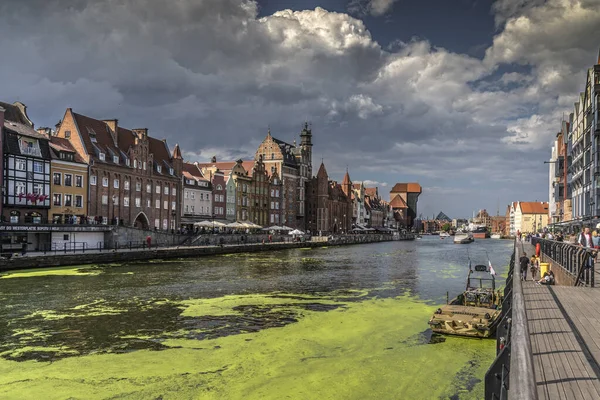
[{"left": 0, "top": 233, "right": 410, "bottom": 271}]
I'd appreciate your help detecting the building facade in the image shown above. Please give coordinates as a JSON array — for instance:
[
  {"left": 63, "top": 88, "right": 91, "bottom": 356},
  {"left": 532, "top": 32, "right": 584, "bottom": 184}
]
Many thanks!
[
  {"left": 389, "top": 183, "right": 422, "bottom": 228},
  {"left": 55, "top": 109, "right": 182, "bottom": 231},
  {"left": 306, "top": 162, "right": 352, "bottom": 234},
  {"left": 181, "top": 162, "right": 212, "bottom": 229}
]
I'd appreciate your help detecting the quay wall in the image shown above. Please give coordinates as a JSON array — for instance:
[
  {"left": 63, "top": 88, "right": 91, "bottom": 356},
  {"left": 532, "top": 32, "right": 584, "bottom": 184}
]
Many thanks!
[{"left": 0, "top": 234, "right": 406, "bottom": 272}]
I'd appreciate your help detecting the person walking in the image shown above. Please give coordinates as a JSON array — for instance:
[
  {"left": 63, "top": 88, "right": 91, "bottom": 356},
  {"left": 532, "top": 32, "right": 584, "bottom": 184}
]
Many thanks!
[
  {"left": 530, "top": 255, "right": 539, "bottom": 281},
  {"left": 519, "top": 252, "right": 530, "bottom": 281},
  {"left": 579, "top": 227, "right": 595, "bottom": 269}
]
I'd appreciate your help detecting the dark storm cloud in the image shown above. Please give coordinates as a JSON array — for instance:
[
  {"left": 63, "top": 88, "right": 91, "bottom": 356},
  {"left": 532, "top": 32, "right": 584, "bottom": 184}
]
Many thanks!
[{"left": 1, "top": 0, "right": 599, "bottom": 217}]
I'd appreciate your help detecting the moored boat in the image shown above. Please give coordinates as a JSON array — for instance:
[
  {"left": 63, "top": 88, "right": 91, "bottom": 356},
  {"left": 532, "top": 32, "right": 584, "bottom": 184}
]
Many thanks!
[
  {"left": 491, "top": 233, "right": 502, "bottom": 239},
  {"left": 453, "top": 233, "right": 474, "bottom": 244},
  {"left": 439, "top": 232, "right": 450, "bottom": 239},
  {"left": 428, "top": 264, "right": 503, "bottom": 338}
]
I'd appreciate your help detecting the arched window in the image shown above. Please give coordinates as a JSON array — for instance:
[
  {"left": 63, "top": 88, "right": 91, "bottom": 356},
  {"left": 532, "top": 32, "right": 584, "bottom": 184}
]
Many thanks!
[
  {"left": 133, "top": 159, "right": 137, "bottom": 168},
  {"left": 216, "top": 185, "right": 222, "bottom": 190}
]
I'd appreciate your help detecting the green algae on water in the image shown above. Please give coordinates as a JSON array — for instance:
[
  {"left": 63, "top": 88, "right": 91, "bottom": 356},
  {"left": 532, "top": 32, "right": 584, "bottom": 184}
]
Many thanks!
[
  {"left": 0, "top": 265, "right": 103, "bottom": 279},
  {"left": 0, "top": 293, "right": 494, "bottom": 400}
]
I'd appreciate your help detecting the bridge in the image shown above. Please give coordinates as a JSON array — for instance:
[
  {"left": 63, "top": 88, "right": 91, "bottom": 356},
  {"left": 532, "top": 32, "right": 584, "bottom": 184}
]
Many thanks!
[{"left": 485, "top": 238, "right": 600, "bottom": 399}]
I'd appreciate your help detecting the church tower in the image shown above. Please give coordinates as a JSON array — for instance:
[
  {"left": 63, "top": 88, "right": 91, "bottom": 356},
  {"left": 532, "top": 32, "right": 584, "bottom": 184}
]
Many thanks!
[{"left": 300, "top": 122, "right": 313, "bottom": 176}]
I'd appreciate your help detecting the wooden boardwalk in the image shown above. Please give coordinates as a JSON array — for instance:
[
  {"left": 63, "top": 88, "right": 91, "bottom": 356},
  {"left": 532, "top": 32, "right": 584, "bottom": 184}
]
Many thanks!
[{"left": 521, "top": 242, "right": 600, "bottom": 399}]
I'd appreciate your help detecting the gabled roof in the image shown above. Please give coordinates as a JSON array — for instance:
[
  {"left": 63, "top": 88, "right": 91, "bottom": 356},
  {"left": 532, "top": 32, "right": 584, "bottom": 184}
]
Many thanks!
[
  {"left": 148, "top": 136, "right": 174, "bottom": 174},
  {"left": 365, "top": 187, "right": 377, "bottom": 198},
  {"left": 519, "top": 202, "right": 549, "bottom": 214},
  {"left": 389, "top": 194, "right": 408, "bottom": 209},
  {"left": 72, "top": 112, "right": 120, "bottom": 161},
  {"left": 342, "top": 170, "right": 351, "bottom": 185},
  {"left": 49, "top": 137, "right": 86, "bottom": 163},
  {"left": 390, "top": 183, "right": 422, "bottom": 194},
  {"left": 3, "top": 120, "right": 46, "bottom": 140},
  {"left": 0, "top": 101, "right": 33, "bottom": 126},
  {"left": 242, "top": 161, "right": 256, "bottom": 177}
]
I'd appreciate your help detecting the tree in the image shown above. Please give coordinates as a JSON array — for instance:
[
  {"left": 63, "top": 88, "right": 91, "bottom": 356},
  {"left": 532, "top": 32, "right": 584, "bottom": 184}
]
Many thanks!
[{"left": 441, "top": 223, "right": 451, "bottom": 232}]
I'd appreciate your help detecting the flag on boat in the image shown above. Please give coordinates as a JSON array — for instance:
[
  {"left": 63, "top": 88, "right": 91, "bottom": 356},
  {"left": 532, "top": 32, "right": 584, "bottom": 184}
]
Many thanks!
[{"left": 489, "top": 260, "right": 497, "bottom": 276}]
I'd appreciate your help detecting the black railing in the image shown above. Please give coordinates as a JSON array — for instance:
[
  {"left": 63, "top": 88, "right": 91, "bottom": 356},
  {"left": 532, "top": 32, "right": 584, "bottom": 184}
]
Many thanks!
[
  {"left": 531, "top": 237, "right": 595, "bottom": 287},
  {"left": 485, "top": 240, "right": 538, "bottom": 400}
]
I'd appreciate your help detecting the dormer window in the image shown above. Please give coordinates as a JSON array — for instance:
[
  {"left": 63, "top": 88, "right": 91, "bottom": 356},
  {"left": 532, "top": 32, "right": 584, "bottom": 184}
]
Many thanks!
[
  {"left": 99, "top": 153, "right": 105, "bottom": 161},
  {"left": 157, "top": 165, "right": 162, "bottom": 173},
  {"left": 113, "top": 156, "right": 119, "bottom": 164},
  {"left": 126, "top": 159, "right": 130, "bottom": 167},
  {"left": 65, "top": 130, "right": 71, "bottom": 138},
  {"left": 169, "top": 168, "right": 174, "bottom": 175}
]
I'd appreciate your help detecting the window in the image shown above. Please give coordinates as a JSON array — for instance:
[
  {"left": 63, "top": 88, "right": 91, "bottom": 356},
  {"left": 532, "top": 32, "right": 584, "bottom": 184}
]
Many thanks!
[
  {"left": 102, "top": 177, "right": 109, "bottom": 187},
  {"left": 124, "top": 180, "right": 130, "bottom": 190},
  {"left": 64, "top": 194, "right": 72, "bottom": 207},
  {"left": 163, "top": 200, "right": 168, "bottom": 210},
  {"left": 136, "top": 182, "right": 142, "bottom": 191},
  {"left": 99, "top": 153, "right": 105, "bottom": 161},
  {"left": 133, "top": 159, "right": 137, "bottom": 168},
  {"left": 126, "top": 159, "right": 130, "bottom": 167},
  {"left": 271, "top": 153, "right": 274, "bottom": 160},
  {"left": 113, "top": 179, "right": 119, "bottom": 189},
  {"left": 185, "top": 205, "right": 189, "bottom": 212},
  {"left": 102, "top": 195, "right": 108, "bottom": 205},
  {"left": 143, "top": 161, "right": 146, "bottom": 170},
  {"left": 146, "top": 184, "right": 151, "bottom": 193},
  {"left": 184, "top": 191, "right": 188, "bottom": 199},
  {"left": 75, "top": 175, "right": 83, "bottom": 187},
  {"left": 75, "top": 195, "right": 83, "bottom": 208},
  {"left": 65, "top": 130, "right": 71, "bottom": 138},
  {"left": 123, "top": 197, "right": 130, "bottom": 207},
  {"left": 155, "top": 200, "right": 160, "bottom": 209},
  {"left": 214, "top": 194, "right": 218, "bottom": 201},
  {"left": 90, "top": 175, "right": 97, "bottom": 185},
  {"left": 53, "top": 173, "right": 62, "bottom": 185},
  {"left": 172, "top": 187, "right": 176, "bottom": 196},
  {"left": 33, "top": 183, "right": 43, "bottom": 195},
  {"left": 53, "top": 194, "right": 61, "bottom": 206},
  {"left": 271, "top": 201, "right": 274, "bottom": 210},
  {"left": 276, "top": 189, "right": 279, "bottom": 197},
  {"left": 135, "top": 198, "right": 141, "bottom": 208},
  {"left": 113, "top": 156, "right": 119, "bottom": 164},
  {"left": 191, "top": 192, "right": 195, "bottom": 200},
  {"left": 146, "top": 199, "right": 151, "bottom": 208},
  {"left": 169, "top": 168, "right": 174, "bottom": 175},
  {"left": 33, "top": 161, "right": 44, "bottom": 173},
  {"left": 163, "top": 219, "right": 168, "bottom": 230},
  {"left": 16, "top": 159, "right": 26, "bottom": 171},
  {"left": 157, "top": 165, "right": 162, "bottom": 173},
  {"left": 270, "top": 214, "right": 274, "bottom": 223},
  {"left": 155, "top": 219, "right": 160, "bottom": 229},
  {"left": 200, "top": 193, "right": 204, "bottom": 200},
  {"left": 217, "top": 185, "right": 222, "bottom": 190},
  {"left": 15, "top": 182, "right": 25, "bottom": 196},
  {"left": 156, "top": 185, "right": 160, "bottom": 194},
  {"left": 164, "top": 186, "right": 169, "bottom": 195},
  {"left": 171, "top": 201, "right": 176, "bottom": 210},
  {"left": 191, "top": 206, "right": 194, "bottom": 213}
]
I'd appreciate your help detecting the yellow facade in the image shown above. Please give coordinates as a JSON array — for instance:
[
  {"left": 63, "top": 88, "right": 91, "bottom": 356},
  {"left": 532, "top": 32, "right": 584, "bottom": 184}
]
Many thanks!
[
  {"left": 520, "top": 213, "right": 548, "bottom": 233},
  {"left": 50, "top": 160, "right": 88, "bottom": 222}
]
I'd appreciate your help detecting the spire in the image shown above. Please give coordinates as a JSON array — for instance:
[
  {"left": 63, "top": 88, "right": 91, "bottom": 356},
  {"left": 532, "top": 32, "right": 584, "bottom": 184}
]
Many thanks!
[
  {"left": 342, "top": 168, "right": 351, "bottom": 185},
  {"left": 172, "top": 143, "right": 182, "bottom": 159},
  {"left": 317, "top": 161, "right": 327, "bottom": 178},
  {"left": 267, "top": 126, "right": 271, "bottom": 137}
]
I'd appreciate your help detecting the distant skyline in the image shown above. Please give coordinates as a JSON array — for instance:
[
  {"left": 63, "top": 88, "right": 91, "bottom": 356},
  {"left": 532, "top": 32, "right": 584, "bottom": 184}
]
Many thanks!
[{"left": 1, "top": 0, "right": 598, "bottom": 217}]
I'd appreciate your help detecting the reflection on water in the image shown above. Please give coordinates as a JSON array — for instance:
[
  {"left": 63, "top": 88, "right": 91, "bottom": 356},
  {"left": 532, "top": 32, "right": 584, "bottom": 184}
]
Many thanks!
[{"left": 0, "top": 237, "right": 513, "bottom": 399}]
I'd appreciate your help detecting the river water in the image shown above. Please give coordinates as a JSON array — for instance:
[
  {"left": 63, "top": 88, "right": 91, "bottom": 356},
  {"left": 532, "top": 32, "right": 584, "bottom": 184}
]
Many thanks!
[{"left": 0, "top": 237, "right": 513, "bottom": 399}]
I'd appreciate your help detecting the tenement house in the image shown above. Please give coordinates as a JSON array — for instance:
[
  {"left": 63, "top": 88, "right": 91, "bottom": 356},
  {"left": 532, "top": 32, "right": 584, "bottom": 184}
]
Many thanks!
[
  {"left": 55, "top": 109, "right": 182, "bottom": 230},
  {"left": 389, "top": 183, "right": 422, "bottom": 228},
  {"left": 47, "top": 135, "right": 88, "bottom": 223},
  {"left": 243, "top": 158, "right": 269, "bottom": 227},
  {"left": 255, "top": 123, "right": 313, "bottom": 229},
  {"left": 306, "top": 163, "right": 352, "bottom": 234},
  {"left": 180, "top": 161, "right": 213, "bottom": 229}
]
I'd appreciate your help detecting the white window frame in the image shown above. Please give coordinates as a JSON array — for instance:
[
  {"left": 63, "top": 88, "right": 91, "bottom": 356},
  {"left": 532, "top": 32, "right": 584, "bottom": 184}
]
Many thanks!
[
  {"left": 16, "top": 159, "right": 26, "bottom": 171},
  {"left": 114, "top": 179, "right": 119, "bottom": 189},
  {"left": 53, "top": 193, "right": 62, "bottom": 206},
  {"left": 75, "top": 195, "right": 83, "bottom": 208},
  {"left": 155, "top": 185, "right": 160, "bottom": 194},
  {"left": 124, "top": 180, "right": 130, "bottom": 190},
  {"left": 163, "top": 200, "right": 168, "bottom": 210},
  {"left": 171, "top": 201, "right": 176, "bottom": 210},
  {"left": 135, "top": 197, "right": 141, "bottom": 208},
  {"left": 75, "top": 175, "right": 83, "bottom": 188},
  {"left": 157, "top": 165, "right": 162, "bottom": 173},
  {"left": 102, "top": 195, "right": 108, "bottom": 205},
  {"left": 155, "top": 199, "right": 160, "bottom": 209},
  {"left": 90, "top": 175, "right": 97, "bottom": 185},
  {"left": 102, "top": 177, "right": 109, "bottom": 187},
  {"left": 113, "top": 155, "right": 119, "bottom": 164},
  {"left": 124, "top": 197, "right": 130, "bottom": 207},
  {"left": 99, "top": 153, "right": 105, "bottom": 161},
  {"left": 164, "top": 186, "right": 169, "bottom": 195},
  {"left": 33, "top": 161, "right": 44, "bottom": 173},
  {"left": 53, "top": 172, "right": 62, "bottom": 186},
  {"left": 64, "top": 174, "right": 73, "bottom": 187}
]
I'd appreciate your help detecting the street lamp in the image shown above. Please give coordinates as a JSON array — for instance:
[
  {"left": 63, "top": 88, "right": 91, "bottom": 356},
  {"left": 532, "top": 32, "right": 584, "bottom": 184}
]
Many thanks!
[
  {"left": 589, "top": 198, "right": 595, "bottom": 222},
  {"left": 343, "top": 214, "right": 346, "bottom": 234}
]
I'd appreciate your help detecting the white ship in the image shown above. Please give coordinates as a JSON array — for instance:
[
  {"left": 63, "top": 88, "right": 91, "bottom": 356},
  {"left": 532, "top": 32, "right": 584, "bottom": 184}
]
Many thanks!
[{"left": 454, "top": 233, "right": 474, "bottom": 244}]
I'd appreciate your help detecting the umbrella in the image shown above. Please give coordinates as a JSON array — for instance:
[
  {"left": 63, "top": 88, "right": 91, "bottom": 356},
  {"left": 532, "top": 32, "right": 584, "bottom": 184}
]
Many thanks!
[
  {"left": 262, "top": 225, "right": 281, "bottom": 231},
  {"left": 193, "top": 220, "right": 213, "bottom": 227},
  {"left": 247, "top": 222, "right": 262, "bottom": 229},
  {"left": 227, "top": 222, "right": 245, "bottom": 228},
  {"left": 212, "top": 221, "right": 227, "bottom": 227},
  {"left": 289, "top": 229, "right": 304, "bottom": 235},
  {"left": 279, "top": 225, "right": 293, "bottom": 231}
]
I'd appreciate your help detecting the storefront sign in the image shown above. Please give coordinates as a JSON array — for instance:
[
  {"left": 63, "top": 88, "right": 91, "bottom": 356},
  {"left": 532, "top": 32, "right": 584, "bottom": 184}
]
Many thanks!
[{"left": 0, "top": 225, "right": 110, "bottom": 232}]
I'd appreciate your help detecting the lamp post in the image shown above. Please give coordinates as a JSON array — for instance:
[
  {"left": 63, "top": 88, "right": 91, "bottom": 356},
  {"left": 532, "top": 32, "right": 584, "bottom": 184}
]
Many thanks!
[
  {"left": 343, "top": 214, "right": 346, "bottom": 234},
  {"left": 589, "top": 198, "right": 595, "bottom": 223}
]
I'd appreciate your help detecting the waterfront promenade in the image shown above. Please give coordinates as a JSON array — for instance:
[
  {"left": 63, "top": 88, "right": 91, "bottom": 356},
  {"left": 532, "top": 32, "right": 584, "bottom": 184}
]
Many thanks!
[{"left": 520, "top": 241, "right": 600, "bottom": 399}]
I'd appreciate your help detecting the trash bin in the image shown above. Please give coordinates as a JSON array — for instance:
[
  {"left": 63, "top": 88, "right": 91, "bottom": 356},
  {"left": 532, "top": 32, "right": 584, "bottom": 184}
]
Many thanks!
[{"left": 539, "top": 262, "right": 550, "bottom": 277}]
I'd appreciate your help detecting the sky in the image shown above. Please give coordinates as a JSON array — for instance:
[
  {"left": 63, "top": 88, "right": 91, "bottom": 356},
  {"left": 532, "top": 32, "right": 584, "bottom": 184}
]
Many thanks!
[{"left": 1, "top": 0, "right": 599, "bottom": 219}]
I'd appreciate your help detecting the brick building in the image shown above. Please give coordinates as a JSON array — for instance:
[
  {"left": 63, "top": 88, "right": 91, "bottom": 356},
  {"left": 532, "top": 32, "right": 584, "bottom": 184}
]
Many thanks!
[
  {"left": 55, "top": 109, "right": 182, "bottom": 230},
  {"left": 389, "top": 183, "right": 422, "bottom": 228},
  {"left": 306, "top": 162, "right": 352, "bottom": 234}
]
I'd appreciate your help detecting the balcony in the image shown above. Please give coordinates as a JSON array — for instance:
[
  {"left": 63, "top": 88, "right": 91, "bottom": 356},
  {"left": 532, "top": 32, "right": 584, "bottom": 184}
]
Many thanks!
[{"left": 20, "top": 145, "right": 42, "bottom": 157}]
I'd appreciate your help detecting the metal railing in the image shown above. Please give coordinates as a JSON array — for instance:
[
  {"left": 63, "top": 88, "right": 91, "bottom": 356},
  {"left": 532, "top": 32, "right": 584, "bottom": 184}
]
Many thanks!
[
  {"left": 485, "top": 240, "right": 538, "bottom": 400},
  {"left": 531, "top": 237, "right": 595, "bottom": 287}
]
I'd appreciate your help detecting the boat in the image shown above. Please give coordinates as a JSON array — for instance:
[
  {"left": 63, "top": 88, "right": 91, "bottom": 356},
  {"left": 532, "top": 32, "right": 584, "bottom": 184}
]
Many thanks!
[
  {"left": 491, "top": 233, "right": 502, "bottom": 239},
  {"left": 428, "top": 264, "right": 503, "bottom": 338},
  {"left": 439, "top": 232, "right": 450, "bottom": 239},
  {"left": 454, "top": 233, "right": 474, "bottom": 244},
  {"left": 471, "top": 226, "right": 490, "bottom": 239}
]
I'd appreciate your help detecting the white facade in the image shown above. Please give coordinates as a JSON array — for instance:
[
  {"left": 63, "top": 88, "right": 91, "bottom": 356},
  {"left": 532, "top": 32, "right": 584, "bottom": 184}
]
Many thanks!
[
  {"left": 549, "top": 144, "right": 557, "bottom": 220},
  {"left": 225, "top": 174, "right": 236, "bottom": 221},
  {"left": 182, "top": 179, "right": 212, "bottom": 218},
  {"left": 50, "top": 231, "right": 104, "bottom": 250}
]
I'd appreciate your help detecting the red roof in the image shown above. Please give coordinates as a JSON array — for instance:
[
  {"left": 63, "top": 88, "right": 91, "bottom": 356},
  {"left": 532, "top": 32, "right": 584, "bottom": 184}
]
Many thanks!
[
  {"left": 390, "top": 183, "right": 422, "bottom": 193},
  {"left": 49, "top": 137, "right": 86, "bottom": 163},
  {"left": 365, "top": 187, "right": 377, "bottom": 198},
  {"left": 519, "top": 202, "right": 549, "bottom": 214},
  {"left": 389, "top": 194, "right": 408, "bottom": 209},
  {"left": 72, "top": 112, "right": 120, "bottom": 160}
]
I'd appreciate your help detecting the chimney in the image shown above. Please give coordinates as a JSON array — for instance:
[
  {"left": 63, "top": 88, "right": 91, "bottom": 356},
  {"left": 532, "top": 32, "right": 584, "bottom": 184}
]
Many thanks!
[
  {"left": 36, "top": 127, "right": 52, "bottom": 137},
  {"left": 211, "top": 155, "right": 217, "bottom": 163},
  {"left": 103, "top": 119, "right": 119, "bottom": 147},
  {"left": 132, "top": 128, "right": 148, "bottom": 138}
]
